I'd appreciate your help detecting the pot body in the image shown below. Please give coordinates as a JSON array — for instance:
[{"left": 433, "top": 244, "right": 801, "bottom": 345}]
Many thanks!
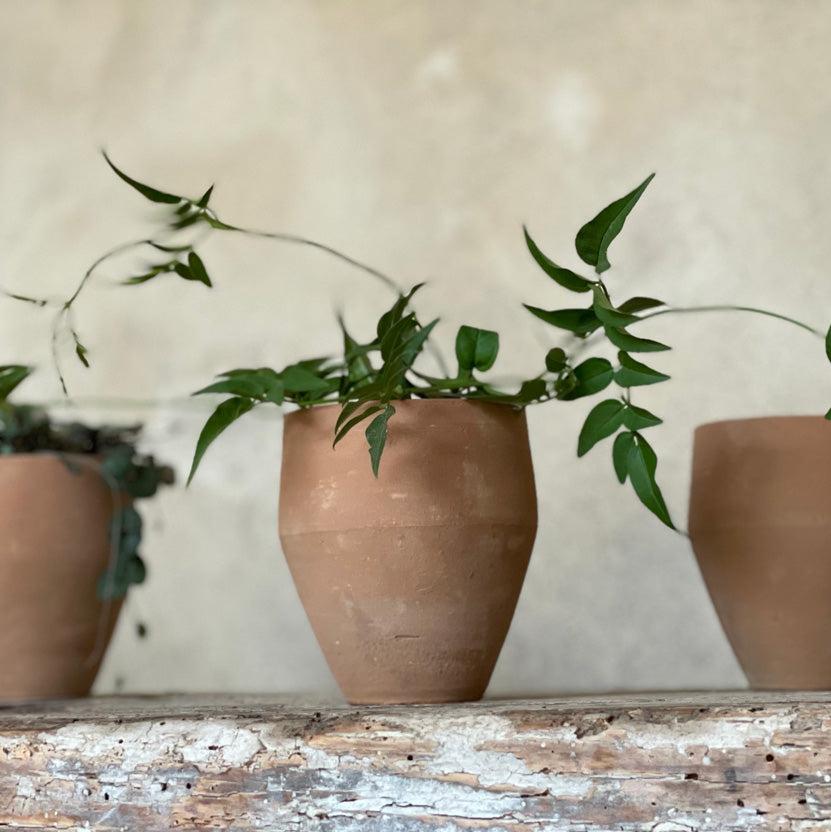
[
  {"left": 279, "top": 399, "right": 537, "bottom": 704},
  {"left": 0, "top": 455, "right": 122, "bottom": 701},
  {"left": 689, "top": 416, "right": 831, "bottom": 689}
]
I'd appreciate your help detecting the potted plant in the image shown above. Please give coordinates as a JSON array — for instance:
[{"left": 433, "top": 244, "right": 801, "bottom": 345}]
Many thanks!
[
  {"left": 521, "top": 174, "right": 831, "bottom": 690},
  {"left": 70, "top": 154, "right": 831, "bottom": 696},
  {"left": 0, "top": 365, "right": 173, "bottom": 700}
]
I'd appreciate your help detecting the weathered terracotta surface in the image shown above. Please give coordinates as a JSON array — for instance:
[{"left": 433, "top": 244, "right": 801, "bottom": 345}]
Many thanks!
[
  {"left": 689, "top": 416, "right": 831, "bottom": 689},
  {"left": 279, "top": 398, "right": 537, "bottom": 704},
  {"left": 1, "top": 692, "right": 831, "bottom": 830},
  {"left": 0, "top": 454, "right": 121, "bottom": 701}
]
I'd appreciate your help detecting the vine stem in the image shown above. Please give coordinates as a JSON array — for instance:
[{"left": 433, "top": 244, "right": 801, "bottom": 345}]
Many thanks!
[
  {"left": 208, "top": 217, "right": 402, "bottom": 293},
  {"left": 636, "top": 304, "right": 824, "bottom": 338},
  {"left": 52, "top": 238, "right": 153, "bottom": 396}
]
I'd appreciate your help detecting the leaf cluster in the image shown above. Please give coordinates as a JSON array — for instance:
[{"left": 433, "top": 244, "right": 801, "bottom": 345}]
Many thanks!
[{"left": 522, "top": 176, "right": 675, "bottom": 528}]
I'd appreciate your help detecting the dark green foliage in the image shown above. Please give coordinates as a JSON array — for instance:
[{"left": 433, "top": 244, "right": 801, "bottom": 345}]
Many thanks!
[
  {"left": 523, "top": 174, "right": 676, "bottom": 528},
  {"left": 574, "top": 174, "right": 654, "bottom": 273},
  {"left": 523, "top": 227, "right": 593, "bottom": 292},
  {"left": 0, "top": 369, "right": 173, "bottom": 598}
]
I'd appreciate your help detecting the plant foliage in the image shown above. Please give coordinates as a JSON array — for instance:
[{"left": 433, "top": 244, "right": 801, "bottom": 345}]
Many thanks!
[{"left": 0, "top": 369, "right": 174, "bottom": 598}]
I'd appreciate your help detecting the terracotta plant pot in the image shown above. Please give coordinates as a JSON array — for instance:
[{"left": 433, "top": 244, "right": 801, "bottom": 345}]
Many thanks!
[
  {"left": 689, "top": 416, "right": 831, "bottom": 689},
  {"left": 279, "top": 398, "right": 537, "bottom": 704},
  {"left": 0, "top": 455, "right": 122, "bottom": 701}
]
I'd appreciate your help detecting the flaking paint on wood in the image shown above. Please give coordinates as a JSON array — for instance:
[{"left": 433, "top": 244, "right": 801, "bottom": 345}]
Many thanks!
[{"left": 0, "top": 693, "right": 830, "bottom": 830}]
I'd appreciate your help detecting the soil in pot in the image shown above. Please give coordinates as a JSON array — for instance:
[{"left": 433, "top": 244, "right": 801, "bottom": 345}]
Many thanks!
[
  {"left": 279, "top": 398, "right": 538, "bottom": 704},
  {"left": 0, "top": 454, "right": 122, "bottom": 701},
  {"left": 689, "top": 416, "right": 831, "bottom": 689}
]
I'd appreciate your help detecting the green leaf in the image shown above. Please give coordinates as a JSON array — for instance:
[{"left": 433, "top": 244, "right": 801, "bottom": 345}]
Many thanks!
[
  {"left": 281, "top": 364, "right": 334, "bottom": 394},
  {"left": 74, "top": 337, "right": 90, "bottom": 368},
  {"left": 560, "top": 357, "right": 613, "bottom": 400},
  {"left": 605, "top": 326, "right": 670, "bottom": 353},
  {"left": 148, "top": 242, "right": 192, "bottom": 253},
  {"left": 627, "top": 432, "right": 674, "bottom": 528},
  {"left": 187, "top": 251, "right": 212, "bottom": 287},
  {"left": 376, "top": 284, "right": 424, "bottom": 340},
  {"left": 7, "top": 292, "right": 47, "bottom": 307},
  {"left": 102, "top": 152, "right": 182, "bottom": 205},
  {"left": 173, "top": 262, "right": 195, "bottom": 281},
  {"left": 618, "top": 296, "right": 665, "bottom": 314},
  {"left": 456, "top": 325, "right": 499, "bottom": 373},
  {"left": 623, "top": 403, "right": 662, "bottom": 430},
  {"left": 334, "top": 402, "right": 385, "bottom": 446},
  {"left": 0, "top": 365, "right": 32, "bottom": 401},
  {"left": 612, "top": 431, "right": 636, "bottom": 483},
  {"left": 340, "top": 316, "right": 375, "bottom": 385},
  {"left": 825, "top": 323, "right": 831, "bottom": 362},
  {"left": 614, "top": 352, "right": 670, "bottom": 387},
  {"left": 366, "top": 404, "right": 395, "bottom": 477},
  {"left": 591, "top": 285, "right": 639, "bottom": 328},
  {"left": 123, "top": 266, "right": 166, "bottom": 285},
  {"left": 577, "top": 399, "right": 626, "bottom": 457},
  {"left": 194, "top": 372, "right": 284, "bottom": 403},
  {"left": 826, "top": 407, "right": 831, "bottom": 420},
  {"left": 523, "top": 305, "right": 601, "bottom": 336},
  {"left": 545, "top": 347, "right": 567, "bottom": 372},
  {"left": 187, "top": 397, "right": 255, "bottom": 485},
  {"left": 197, "top": 185, "right": 214, "bottom": 208},
  {"left": 575, "top": 173, "right": 655, "bottom": 273},
  {"left": 523, "top": 227, "right": 593, "bottom": 293}
]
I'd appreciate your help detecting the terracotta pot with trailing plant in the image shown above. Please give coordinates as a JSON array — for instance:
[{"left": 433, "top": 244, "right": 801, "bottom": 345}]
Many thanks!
[
  {"left": 85, "top": 157, "right": 676, "bottom": 703},
  {"left": 519, "top": 174, "right": 831, "bottom": 690},
  {"left": 0, "top": 366, "right": 172, "bottom": 701}
]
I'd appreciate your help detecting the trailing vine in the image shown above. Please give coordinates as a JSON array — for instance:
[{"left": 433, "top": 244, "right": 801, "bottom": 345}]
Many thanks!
[{"left": 0, "top": 366, "right": 174, "bottom": 598}]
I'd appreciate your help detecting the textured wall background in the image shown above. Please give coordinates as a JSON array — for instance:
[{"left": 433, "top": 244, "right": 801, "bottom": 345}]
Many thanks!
[{"left": 2, "top": 0, "right": 830, "bottom": 697}]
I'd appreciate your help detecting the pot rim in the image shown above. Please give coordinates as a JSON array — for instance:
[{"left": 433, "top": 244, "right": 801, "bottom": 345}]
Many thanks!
[
  {"left": 694, "top": 414, "right": 828, "bottom": 435},
  {"left": 284, "top": 397, "right": 525, "bottom": 421}
]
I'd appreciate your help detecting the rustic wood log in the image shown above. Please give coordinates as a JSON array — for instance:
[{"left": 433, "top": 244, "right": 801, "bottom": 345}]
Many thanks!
[{"left": 1, "top": 692, "right": 830, "bottom": 830}]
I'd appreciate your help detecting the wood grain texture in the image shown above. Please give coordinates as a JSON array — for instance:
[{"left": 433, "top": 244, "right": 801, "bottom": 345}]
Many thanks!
[{"left": 1, "top": 692, "right": 831, "bottom": 830}]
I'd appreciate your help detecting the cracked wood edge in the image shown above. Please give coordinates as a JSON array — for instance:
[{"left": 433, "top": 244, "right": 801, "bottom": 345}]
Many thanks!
[{"left": 0, "top": 693, "right": 831, "bottom": 830}]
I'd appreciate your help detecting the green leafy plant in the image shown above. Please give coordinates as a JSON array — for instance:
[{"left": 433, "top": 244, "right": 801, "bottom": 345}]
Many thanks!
[
  {"left": 15, "top": 155, "right": 828, "bottom": 531},
  {"left": 0, "top": 367, "right": 174, "bottom": 598},
  {"left": 522, "top": 175, "right": 828, "bottom": 528}
]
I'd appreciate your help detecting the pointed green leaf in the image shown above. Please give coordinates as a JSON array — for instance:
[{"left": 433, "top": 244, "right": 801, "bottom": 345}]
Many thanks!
[
  {"left": 334, "top": 402, "right": 385, "bottom": 446},
  {"left": 623, "top": 403, "right": 662, "bottom": 431},
  {"left": 74, "top": 338, "right": 90, "bottom": 368},
  {"left": 523, "top": 227, "right": 593, "bottom": 293},
  {"left": 523, "top": 305, "right": 601, "bottom": 336},
  {"left": 612, "top": 431, "right": 636, "bottom": 483},
  {"left": 627, "top": 432, "right": 674, "bottom": 528},
  {"left": 605, "top": 326, "right": 670, "bottom": 353},
  {"left": 281, "top": 364, "right": 334, "bottom": 394},
  {"left": 545, "top": 347, "right": 567, "bottom": 372},
  {"left": 826, "top": 323, "right": 831, "bottom": 362},
  {"left": 103, "top": 152, "right": 182, "bottom": 204},
  {"left": 197, "top": 185, "right": 214, "bottom": 208},
  {"left": 560, "top": 357, "right": 614, "bottom": 400},
  {"left": 618, "top": 296, "right": 665, "bottom": 314},
  {"left": 187, "top": 251, "right": 212, "bottom": 287},
  {"left": 825, "top": 407, "right": 831, "bottom": 420},
  {"left": 187, "top": 397, "right": 255, "bottom": 485},
  {"left": 456, "top": 325, "right": 499, "bottom": 373},
  {"left": 577, "top": 399, "right": 626, "bottom": 457},
  {"left": 591, "top": 285, "right": 639, "bottom": 328},
  {"left": 366, "top": 404, "right": 396, "bottom": 477},
  {"left": 0, "top": 365, "right": 32, "bottom": 401},
  {"left": 615, "top": 352, "right": 670, "bottom": 387},
  {"left": 575, "top": 174, "right": 655, "bottom": 273}
]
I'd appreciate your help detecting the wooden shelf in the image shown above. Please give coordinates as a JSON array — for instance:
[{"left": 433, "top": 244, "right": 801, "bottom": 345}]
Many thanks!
[{"left": 1, "top": 692, "right": 829, "bottom": 829}]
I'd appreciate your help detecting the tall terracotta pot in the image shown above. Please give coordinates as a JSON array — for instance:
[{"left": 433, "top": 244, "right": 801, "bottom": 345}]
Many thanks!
[
  {"left": 689, "top": 416, "right": 831, "bottom": 689},
  {"left": 0, "top": 455, "right": 122, "bottom": 701},
  {"left": 279, "top": 398, "right": 537, "bottom": 704}
]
